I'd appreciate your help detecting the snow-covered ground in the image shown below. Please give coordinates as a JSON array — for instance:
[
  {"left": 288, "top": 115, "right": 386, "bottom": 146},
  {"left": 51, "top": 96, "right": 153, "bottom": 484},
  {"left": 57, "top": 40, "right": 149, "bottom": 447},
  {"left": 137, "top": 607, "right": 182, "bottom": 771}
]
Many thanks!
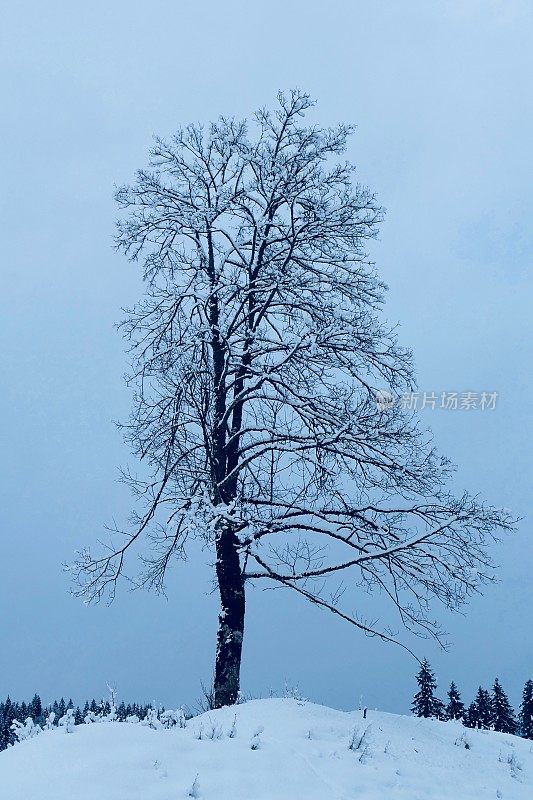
[{"left": 1, "top": 698, "right": 532, "bottom": 799}]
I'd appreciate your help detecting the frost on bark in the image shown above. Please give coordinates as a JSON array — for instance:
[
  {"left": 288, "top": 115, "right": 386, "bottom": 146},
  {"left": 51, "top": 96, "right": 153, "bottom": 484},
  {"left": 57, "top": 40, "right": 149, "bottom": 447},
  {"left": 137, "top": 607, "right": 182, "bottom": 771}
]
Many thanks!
[
  {"left": 71, "top": 90, "right": 515, "bottom": 705},
  {"left": 214, "top": 522, "right": 245, "bottom": 707}
]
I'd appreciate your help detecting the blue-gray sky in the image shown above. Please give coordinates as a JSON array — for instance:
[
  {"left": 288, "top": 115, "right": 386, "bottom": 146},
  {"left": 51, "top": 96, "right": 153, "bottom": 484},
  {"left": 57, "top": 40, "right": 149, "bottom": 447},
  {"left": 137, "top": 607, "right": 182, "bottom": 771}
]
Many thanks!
[{"left": 1, "top": 1, "right": 531, "bottom": 714}]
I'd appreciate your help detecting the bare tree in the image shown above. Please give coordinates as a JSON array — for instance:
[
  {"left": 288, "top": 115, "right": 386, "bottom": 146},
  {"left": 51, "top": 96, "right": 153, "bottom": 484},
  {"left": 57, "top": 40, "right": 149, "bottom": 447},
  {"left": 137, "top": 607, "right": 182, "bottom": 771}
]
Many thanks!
[{"left": 72, "top": 91, "right": 514, "bottom": 708}]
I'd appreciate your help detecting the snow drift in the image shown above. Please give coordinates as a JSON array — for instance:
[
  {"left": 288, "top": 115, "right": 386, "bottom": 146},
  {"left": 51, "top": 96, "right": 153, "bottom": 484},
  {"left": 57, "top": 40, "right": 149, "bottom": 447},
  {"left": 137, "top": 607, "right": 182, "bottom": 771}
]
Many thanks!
[{"left": 1, "top": 698, "right": 532, "bottom": 799}]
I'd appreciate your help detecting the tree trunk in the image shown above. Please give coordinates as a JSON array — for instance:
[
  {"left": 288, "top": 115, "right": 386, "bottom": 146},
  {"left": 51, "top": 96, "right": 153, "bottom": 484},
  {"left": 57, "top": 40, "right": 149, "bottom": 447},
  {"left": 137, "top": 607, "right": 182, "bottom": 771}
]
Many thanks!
[{"left": 213, "top": 524, "right": 245, "bottom": 708}]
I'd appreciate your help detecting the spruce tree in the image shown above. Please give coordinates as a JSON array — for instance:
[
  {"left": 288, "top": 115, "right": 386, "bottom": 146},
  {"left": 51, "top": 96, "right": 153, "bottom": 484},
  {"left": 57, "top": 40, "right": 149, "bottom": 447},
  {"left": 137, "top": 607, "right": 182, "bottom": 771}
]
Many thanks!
[
  {"left": 1, "top": 697, "right": 16, "bottom": 748},
  {"left": 0, "top": 701, "right": 7, "bottom": 751},
  {"left": 0, "top": 702, "right": 4, "bottom": 751},
  {"left": 445, "top": 682, "right": 464, "bottom": 721},
  {"left": 519, "top": 679, "right": 533, "bottom": 739},
  {"left": 491, "top": 678, "right": 517, "bottom": 734},
  {"left": 411, "top": 659, "right": 445, "bottom": 719},
  {"left": 473, "top": 687, "right": 493, "bottom": 729},
  {"left": 464, "top": 701, "right": 478, "bottom": 729},
  {"left": 29, "top": 694, "right": 42, "bottom": 723}
]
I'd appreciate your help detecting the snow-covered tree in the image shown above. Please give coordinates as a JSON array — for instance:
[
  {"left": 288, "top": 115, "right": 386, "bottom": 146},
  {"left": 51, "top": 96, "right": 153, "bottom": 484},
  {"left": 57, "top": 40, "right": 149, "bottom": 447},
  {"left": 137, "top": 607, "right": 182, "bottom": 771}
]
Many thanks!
[
  {"left": 44, "top": 712, "right": 55, "bottom": 730},
  {"left": 0, "top": 697, "right": 17, "bottom": 749},
  {"left": 445, "top": 682, "right": 464, "bottom": 721},
  {"left": 464, "top": 701, "right": 479, "bottom": 729},
  {"left": 160, "top": 708, "right": 186, "bottom": 729},
  {"left": 28, "top": 694, "right": 42, "bottom": 723},
  {"left": 519, "top": 679, "right": 533, "bottom": 740},
  {"left": 472, "top": 687, "right": 493, "bottom": 730},
  {"left": 11, "top": 717, "right": 41, "bottom": 742},
  {"left": 411, "top": 659, "right": 444, "bottom": 719},
  {"left": 141, "top": 709, "right": 161, "bottom": 730},
  {"left": 71, "top": 90, "right": 515, "bottom": 708},
  {"left": 56, "top": 698, "right": 66, "bottom": 721},
  {"left": 491, "top": 678, "right": 516, "bottom": 734},
  {"left": 58, "top": 708, "right": 75, "bottom": 734}
]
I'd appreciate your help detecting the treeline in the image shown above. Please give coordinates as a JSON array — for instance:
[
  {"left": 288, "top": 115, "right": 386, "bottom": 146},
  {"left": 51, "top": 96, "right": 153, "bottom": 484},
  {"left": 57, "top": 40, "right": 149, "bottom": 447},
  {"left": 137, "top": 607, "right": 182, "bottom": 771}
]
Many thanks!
[
  {"left": 0, "top": 695, "right": 162, "bottom": 751},
  {"left": 412, "top": 659, "right": 533, "bottom": 739}
]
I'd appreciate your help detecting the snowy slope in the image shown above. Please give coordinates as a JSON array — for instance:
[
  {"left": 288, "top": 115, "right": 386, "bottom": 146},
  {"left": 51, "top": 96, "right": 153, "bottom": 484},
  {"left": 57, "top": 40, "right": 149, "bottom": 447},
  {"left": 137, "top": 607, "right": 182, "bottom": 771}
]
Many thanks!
[{"left": 1, "top": 698, "right": 532, "bottom": 799}]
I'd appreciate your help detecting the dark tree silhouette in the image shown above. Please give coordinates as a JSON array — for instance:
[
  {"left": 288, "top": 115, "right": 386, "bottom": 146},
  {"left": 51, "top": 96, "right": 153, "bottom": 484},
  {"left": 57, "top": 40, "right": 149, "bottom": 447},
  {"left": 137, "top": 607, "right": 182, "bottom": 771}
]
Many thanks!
[
  {"left": 519, "top": 679, "right": 533, "bottom": 739},
  {"left": 71, "top": 90, "right": 515, "bottom": 707},
  {"left": 445, "top": 681, "right": 464, "bottom": 721},
  {"left": 491, "top": 678, "right": 517, "bottom": 734},
  {"left": 471, "top": 687, "right": 493, "bottom": 730},
  {"left": 28, "top": 694, "right": 42, "bottom": 721},
  {"left": 412, "top": 659, "right": 444, "bottom": 719},
  {"left": 464, "top": 701, "right": 479, "bottom": 729}
]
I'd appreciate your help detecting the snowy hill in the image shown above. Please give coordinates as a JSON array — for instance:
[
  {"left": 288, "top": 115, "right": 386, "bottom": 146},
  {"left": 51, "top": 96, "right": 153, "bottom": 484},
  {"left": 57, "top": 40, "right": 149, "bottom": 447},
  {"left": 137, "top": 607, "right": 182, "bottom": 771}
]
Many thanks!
[{"left": 1, "top": 698, "right": 532, "bottom": 799}]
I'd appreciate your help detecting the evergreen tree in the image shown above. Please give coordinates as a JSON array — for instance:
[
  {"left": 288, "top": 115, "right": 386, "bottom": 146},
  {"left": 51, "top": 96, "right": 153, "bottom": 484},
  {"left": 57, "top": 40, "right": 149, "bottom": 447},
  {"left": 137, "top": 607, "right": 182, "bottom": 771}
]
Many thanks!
[
  {"left": 0, "top": 691, "right": 177, "bottom": 749},
  {"left": 464, "top": 701, "right": 479, "bottom": 729},
  {"left": 519, "top": 679, "right": 533, "bottom": 740},
  {"left": 445, "top": 682, "right": 464, "bottom": 721},
  {"left": 411, "top": 659, "right": 445, "bottom": 719},
  {"left": 1, "top": 697, "right": 17, "bottom": 749},
  {"left": 29, "top": 694, "right": 42, "bottom": 723},
  {"left": 0, "top": 701, "right": 7, "bottom": 750},
  {"left": 491, "top": 678, "right": 517, "bottom": 734},
  {"left": 473, "top": 687, "right": 493, "bottom": 729},
  {"left": 0, "top": 702, "right": 4, "bottom": 750}
]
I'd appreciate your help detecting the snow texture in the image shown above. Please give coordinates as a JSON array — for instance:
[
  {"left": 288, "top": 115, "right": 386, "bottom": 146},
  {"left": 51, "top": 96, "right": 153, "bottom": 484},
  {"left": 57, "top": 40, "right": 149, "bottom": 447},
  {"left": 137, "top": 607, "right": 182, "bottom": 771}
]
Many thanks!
[{"left": 1, "top": 698, "right": 532, "bottom": 799}]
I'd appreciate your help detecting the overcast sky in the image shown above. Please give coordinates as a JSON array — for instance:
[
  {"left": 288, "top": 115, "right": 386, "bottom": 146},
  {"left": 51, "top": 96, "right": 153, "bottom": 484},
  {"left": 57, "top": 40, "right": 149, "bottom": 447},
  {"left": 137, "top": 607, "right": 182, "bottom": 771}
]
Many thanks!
[{"left": 1, "top": 1, "right": 531, "bottom": 714}]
